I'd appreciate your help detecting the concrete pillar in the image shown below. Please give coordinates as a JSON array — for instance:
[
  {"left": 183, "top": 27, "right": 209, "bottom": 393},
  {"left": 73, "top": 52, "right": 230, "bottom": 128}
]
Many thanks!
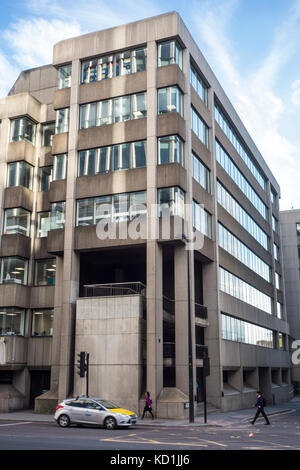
[
  {"left": 174, "top": 245, "right": 189, "bottom": 395},
  {"left": 146, "top": 40, "right": 163, "bottom": 403},
  {"left": 57, "top": 59, "right": 81, "bottom": 401}
]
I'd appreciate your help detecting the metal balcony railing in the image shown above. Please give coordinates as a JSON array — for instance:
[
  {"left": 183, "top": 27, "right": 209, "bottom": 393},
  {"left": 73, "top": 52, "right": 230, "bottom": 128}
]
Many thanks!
[{"left": 83, "top": 282, "right": 146, "bottom": 298}]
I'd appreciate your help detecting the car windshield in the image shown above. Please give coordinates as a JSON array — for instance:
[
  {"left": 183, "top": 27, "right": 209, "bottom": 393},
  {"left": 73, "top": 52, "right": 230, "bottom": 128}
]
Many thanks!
[{"left": 96, "top": 399, "right": 120, "bottom": 409}]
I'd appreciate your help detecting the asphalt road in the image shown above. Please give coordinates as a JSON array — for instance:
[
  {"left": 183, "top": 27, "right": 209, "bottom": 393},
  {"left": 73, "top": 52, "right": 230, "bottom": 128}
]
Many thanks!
[{"left": 0, "top": 409, "right": 300, "bottom": 452}]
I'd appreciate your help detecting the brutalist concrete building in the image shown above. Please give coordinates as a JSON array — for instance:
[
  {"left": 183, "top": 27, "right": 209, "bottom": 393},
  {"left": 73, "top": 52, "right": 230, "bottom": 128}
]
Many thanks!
[
  {"left": 280, "top": 209, "right": 300, "bottom": 394},
  {"left": 0, "top": 12, "right": 292, "bottom": 417}
]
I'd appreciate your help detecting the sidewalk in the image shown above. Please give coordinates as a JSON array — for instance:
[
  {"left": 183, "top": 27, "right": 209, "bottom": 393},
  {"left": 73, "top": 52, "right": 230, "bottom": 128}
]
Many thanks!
[{"left": 0, "top": 398, "right": 298, "bottom": 427}]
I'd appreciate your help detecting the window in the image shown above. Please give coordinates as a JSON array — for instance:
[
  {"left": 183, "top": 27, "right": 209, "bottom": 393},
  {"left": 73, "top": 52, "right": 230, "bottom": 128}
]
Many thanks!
[
  {"left": 272, "top": 215, "right": 278, "bottom": 233},
  {"left": 274, "top": 243, "right": 279, "bottom": 260},
  {"left": 157, "top": 39, "right": 182, "bottom": 69},
  {"left": 275, "top": 272, "right": 281, "bottom": 290},
  {"left": 37, "top": 212, "right": 51, "bottom": 237},
  {"left": 7, "top": 161, "right": 33, "bottom": 190},
  {"left": 158, "top": 87, "right": 183, "bottom": 116},
  {"left": 219, "top": 266, "right": 272, "bottom": 314},
  {"left": 215, "top": 140, "right": 267, "bottom": 219},
  {"left": 78, "top": 141, "right": 146, "bottom": 177},
  {"left": 39, "top": 166, "right": 53, "bottom": 192},
  {"left": 81, "top": 47, "right": 146, "bottom": 83},
  {"left": 192, "top": 201, "right": 212, "bottom": 238},
  {"left": 192, "top": 153, "right": 210, "bottom": 192},
  {"left": 158, "top": 187, "right": 185, "bottom": 218},
  {"left": 271, "top": 189, "right": 277, "bottom": 205},
  {"left": 79, "top": 93, "right": 146, "bottom": 129},
  {"left": 217, "top": 181, "right": 269, "bottom": 251},
  {"left": 221, "top": 313, "right": 274, "bottom": 349},
  {"left": 277, "top": 302, "right": 283, "bottom": 319},
  {"left": 218, "top": 223, "right": 271, "bottom": 282},
  {"left": 76, "top": 191, "right": 147, "bottom": 226},
  {"left": 55, "top": 108, "right": 69, "bottom": 134},
  {"left": 32, "top": 309, "right": 54, "bottom": 337},
  {"left": 57, "top": 64, "right": 72, "bottom": 89},
  {"left": 42, "top": 123, "right": 55, "bottom": 147},
  {"left": 0, "top": 308, "right": 25, "bottom": 336},
  {"left": 35, "top": 259, "right": 56, "bottom": 286},
  {"left": 214, "top": 104, "right": 265, "bottom": 190},
  {"left": 0, "top": 257, "right": 28, "bottom": 285},
  {"left": 190, "top": 65, "right": 208, "bottom": 105},
  {"left": 10, "top": 117, "right": 36, "bottom": 144},
  {"left": 50, "top": 202, "right": 65, "bottom": 230},
  {"left": 53, "top": 154, "right": 67, "bottom": 180},
  {"left": 158, "top": 135, "right": 184, "bottom": 166},
  {"left": 191, "top": 107, "right": 209, "bottom": 147},
  {"left": 297, "top": 223, "right": 300, "bottom": 235},
  {"left": 3, "top": 208, "right": 31, "bottom": 236}
]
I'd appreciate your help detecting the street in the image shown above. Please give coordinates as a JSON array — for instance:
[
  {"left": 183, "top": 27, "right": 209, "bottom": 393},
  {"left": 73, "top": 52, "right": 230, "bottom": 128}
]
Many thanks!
[{"left": 0, "top": 408, "right": 300, "bottom": 451}]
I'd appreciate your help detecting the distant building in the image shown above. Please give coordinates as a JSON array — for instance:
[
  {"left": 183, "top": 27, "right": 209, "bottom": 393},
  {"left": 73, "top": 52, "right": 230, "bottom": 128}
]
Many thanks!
[{"left": 280, "top": 209, "right": 300, "bottom": 394}]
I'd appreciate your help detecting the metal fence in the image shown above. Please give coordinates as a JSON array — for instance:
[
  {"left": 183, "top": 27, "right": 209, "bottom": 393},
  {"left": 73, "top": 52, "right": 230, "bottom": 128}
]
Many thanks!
[{"left": 83, "top": 282, "right": 146, "bottom": 297}]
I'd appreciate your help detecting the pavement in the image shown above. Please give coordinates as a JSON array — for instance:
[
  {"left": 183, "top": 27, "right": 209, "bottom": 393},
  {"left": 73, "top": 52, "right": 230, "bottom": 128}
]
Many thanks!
[{"left": 0, "top": 397, "right": 299, "bottom": 428}]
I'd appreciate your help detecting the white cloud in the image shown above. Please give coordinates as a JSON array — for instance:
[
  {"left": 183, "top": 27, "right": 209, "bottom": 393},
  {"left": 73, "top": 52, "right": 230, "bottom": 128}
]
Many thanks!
[
  {"left": 189, "top": 0, "right": 300, "bottom": 210},
  {"left": 3, "top": 18, "right": 82, "bottom": 70}
]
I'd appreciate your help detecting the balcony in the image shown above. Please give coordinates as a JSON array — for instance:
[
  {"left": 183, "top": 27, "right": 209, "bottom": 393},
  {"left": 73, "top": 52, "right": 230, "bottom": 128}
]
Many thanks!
[{"left": 83, "top": 282, "right": 146, "bottom": 297}]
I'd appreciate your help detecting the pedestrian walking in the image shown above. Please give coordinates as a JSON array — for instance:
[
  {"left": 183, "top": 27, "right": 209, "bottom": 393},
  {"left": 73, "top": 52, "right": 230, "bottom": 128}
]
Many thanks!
[
  {"left": 141, "top": 392, "right": 154, "bottom": 419},
  {"left": 251, "top": 391, "right": 270, "bottom": 425}
]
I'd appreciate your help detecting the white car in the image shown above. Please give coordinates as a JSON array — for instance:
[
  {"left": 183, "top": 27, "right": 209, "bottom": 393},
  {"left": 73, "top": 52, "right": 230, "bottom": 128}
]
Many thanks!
[{"left": 54, "top": 397, "right": 137, "bottom": 430}]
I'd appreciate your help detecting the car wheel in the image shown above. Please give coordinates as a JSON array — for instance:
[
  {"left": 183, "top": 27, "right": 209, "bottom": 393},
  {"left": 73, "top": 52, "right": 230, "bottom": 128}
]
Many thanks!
[
  {"left": 57, "top": 414, "right": 70, "bottom": 428},
  {"left": 104, "top": 416, "right": 117, "bottom": 430}
]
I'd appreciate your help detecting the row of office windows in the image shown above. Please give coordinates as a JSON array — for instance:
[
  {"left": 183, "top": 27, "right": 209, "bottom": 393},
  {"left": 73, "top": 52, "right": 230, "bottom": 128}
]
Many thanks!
[
  {"left": 215, "top": 140, "right": 267, "bottom": 220},
  {"left": 219, "top": 266, "right": 273, "bottom": 315},
  {"left": 0, "top": 308, "right": 54, "bottom": 337},
  {"left": 8, "top": 140, "right": 212, "bottom": 195},
  {"left": 0, "top": 257, "right": 55, "bottom": 286},
  {"left": 214, "top": 104, "right": 266, "bottom": 190},
  {"left": 218, "top": 223, "right": 271, "bottom": 282},
  {"left": 59, "top": 39, "right": 182, "bottom": 88},
  {"left": 221, "top": 313, "right": 275, "bottom": 349},
  {"left": 2, "top": 203, "right": 65, "bottom": 238},
  {"left": 217, "top": 181, "right": 269, "bottom": 251},
  {"left": 58, "top": 40, "right": 210, "bottom": 106}
]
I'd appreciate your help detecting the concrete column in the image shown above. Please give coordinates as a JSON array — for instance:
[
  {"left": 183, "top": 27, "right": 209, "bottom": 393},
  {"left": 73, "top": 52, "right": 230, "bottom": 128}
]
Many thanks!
[
  {"left": 174, "top": 245, "right": 189, "bottom": 395},
  {"left": 203, "top": 88, "right": 222, "bottom": 408},
  {"left": 57, "top": 59, "right": 81, "bottom": 401},
  {"left": 146, "top": 40, "right": 163, "bottom": 403}
]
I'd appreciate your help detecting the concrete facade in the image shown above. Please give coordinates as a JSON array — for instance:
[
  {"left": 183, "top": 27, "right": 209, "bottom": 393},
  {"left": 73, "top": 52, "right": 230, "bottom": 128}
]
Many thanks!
[
  {"left": 280, "top": 209, "right": 300, "bottom": 391},
  {"left": 0, "top": 12, "right": 292, "bottom": 416}
]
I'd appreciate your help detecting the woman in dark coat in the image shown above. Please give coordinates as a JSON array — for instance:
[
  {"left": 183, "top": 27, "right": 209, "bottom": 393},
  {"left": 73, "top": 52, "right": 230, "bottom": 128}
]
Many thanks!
[{"left": 141, "top": 392, "right": 154, "bottom": 419}]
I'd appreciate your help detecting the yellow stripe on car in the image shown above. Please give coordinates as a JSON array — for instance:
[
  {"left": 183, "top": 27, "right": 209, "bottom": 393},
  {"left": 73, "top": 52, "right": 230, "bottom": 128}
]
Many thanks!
[{"left": 109, "top": 408, "right": 135, "bottom": 415}]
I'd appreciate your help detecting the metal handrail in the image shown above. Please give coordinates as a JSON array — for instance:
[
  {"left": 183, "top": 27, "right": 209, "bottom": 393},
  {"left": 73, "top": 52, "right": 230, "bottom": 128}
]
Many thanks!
[{"left": 83, "top": 282, "right": 146, "bottom": 297}]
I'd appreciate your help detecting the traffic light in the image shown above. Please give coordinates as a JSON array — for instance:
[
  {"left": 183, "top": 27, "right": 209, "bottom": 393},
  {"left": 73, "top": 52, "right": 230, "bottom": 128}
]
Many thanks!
[{"left": 77, "top": 351, "right": 86, "bottom": 377}]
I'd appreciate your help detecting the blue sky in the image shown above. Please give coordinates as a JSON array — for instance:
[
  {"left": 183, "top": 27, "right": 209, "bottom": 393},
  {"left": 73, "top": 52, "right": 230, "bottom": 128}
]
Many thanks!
[{"left": 0, "top": 0, "right": 300, "bottom": 210}]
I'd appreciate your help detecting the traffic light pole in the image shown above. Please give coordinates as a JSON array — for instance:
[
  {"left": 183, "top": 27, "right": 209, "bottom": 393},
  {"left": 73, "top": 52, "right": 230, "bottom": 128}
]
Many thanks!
[{"left": 86, "top": 353, "right": 89, "bottom": 397}]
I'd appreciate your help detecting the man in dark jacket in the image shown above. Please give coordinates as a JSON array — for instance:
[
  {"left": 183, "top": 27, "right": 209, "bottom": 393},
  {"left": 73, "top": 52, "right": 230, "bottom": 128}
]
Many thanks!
[{"left": 251, "top": 391, "right": 270, "bottom": 425}]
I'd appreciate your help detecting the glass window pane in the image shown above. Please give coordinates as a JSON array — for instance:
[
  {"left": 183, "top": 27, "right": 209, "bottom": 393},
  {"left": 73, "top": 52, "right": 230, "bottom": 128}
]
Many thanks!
[
  {"left": 55, "top": 108, "right": 69, "bottom": 134},
  {"left": 0, "top": 257, "right": 28, "bottom": 285},
  {"left": 42, "top": 123, "right": 55, "bottom": 147},
  {"left": 50, "top": 202, "right": 65, "bottom": 230},
  {"left": 32, "top": 310, "right": 54, "bottom": 337},
  {"left": 37, "top": 212, "right": 51, "bottom": 237},
  {"left": 0, "top": 308, "right": 25, "bottom": 336},
  {"left": 4, "top": 208, "right": 30, "bottom": 236},
  {"left": 35, "top": 259, "right": 56, "bottom": 286},
  {"left": 57, "top": 64, "right": 72, "bottom": 89},
  {"left": 76, "top": 199, "right": 94, "bottom": 226},
  {"left": 39, "top": 166, "right": 52, "bottom": 191},
  {"left": 133, "top": 141, "right": 146, "bottom": 168}
]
